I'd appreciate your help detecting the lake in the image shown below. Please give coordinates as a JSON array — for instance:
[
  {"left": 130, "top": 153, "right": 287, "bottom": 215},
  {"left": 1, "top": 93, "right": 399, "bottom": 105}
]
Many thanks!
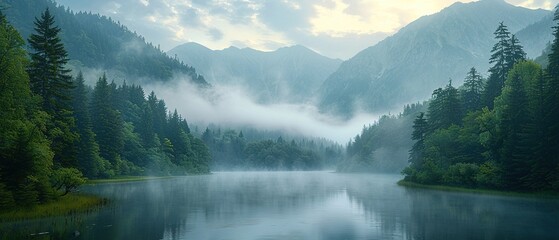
[{"left": 2, "top": 172, "right": 558, "bottom": 239}]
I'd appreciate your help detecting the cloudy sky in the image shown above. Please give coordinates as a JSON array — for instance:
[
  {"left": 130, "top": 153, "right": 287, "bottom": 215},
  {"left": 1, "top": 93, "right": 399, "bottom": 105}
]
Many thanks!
[{"left": 56, "top": 0, "right": 557, "bottom": 59}]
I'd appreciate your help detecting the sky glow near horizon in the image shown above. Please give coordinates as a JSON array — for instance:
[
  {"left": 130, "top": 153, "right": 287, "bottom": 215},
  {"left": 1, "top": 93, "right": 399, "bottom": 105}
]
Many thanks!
[{"left": 56, "top": 0, "right": 557, "bottom": 60}]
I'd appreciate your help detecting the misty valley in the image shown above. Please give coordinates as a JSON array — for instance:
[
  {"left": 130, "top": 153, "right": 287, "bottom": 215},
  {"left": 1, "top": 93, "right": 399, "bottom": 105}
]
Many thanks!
[{"left": 2, "top": 0, "right": 559, "bottom": 239}]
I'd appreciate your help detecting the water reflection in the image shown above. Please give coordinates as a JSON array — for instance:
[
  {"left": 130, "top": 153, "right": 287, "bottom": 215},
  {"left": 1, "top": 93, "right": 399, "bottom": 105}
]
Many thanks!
[{"left": 2, "top": 172, "right": 558, "bottom": 240}]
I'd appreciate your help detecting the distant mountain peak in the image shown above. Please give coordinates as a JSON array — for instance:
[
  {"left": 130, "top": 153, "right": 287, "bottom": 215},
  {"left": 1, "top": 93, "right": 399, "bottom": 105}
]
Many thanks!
[
  {"left": 181, "top": 42, "right": 212, "bottom": 51},
  {"left": 276, "top": 45, "right": 315, "bottom": 54}
]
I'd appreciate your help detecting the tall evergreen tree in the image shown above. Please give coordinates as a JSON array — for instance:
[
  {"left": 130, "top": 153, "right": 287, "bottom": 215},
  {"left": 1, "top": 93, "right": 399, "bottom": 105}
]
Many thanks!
[
  {"left": 462, "top": 67, "right": 484, "bottom": 112},
  {"left": 139, "top": 92, "right": 157, "bottom": 147},
  {"left": 165, "top": 110, "right": 194, "bottom": 167},
  {"left": 484, "top": 22, "right": 511, "bottom": 109},
  {"left": 494, "top": 63, "right": 531, "bottom": 189},
  {"left": 0, "top": 12, "right": 54, "bottom": 206},
  {"left": 27, "top": 8, "right": 78, "bottom": 168},
  {"left": 72, "top": 72, "right": 103, "bottom": 177},
  {"left": 90, "top": 74, "right": 123, "bottom": 165},
  {"left": 513, "top": 62, "right": 547, "bottom": 189},
  {"left": 409, "top": 112, "right": 428, "bottom": 169},
  {"left": 505, "top": 35, "right": 526, "bottom": 70},
  {"left": 543, "top": 7, "right": 559, "bottom": 190},
  {"left": 427, "top": 80, "right": 462, "bottom": 132}
]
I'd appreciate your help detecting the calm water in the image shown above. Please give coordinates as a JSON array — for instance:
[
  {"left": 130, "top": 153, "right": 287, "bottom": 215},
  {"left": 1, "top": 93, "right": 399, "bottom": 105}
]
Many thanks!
[{"left": 2, "top": 172, "right": 559, "bottom": 239}]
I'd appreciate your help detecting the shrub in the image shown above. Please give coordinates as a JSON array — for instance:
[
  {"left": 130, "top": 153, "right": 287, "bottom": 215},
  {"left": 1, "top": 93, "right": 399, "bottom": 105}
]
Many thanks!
[
  {"left": 475, "top": 161, "right": 503, "bottom": 188},
  {"left": 443, "top": 163, "right": 480, "bottom": 187}
]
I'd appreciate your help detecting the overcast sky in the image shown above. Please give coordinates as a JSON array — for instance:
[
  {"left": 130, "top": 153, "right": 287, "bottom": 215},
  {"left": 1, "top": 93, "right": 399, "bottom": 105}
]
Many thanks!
[{"left": 56, "top": 0, "right": 557, "bottom": 60}]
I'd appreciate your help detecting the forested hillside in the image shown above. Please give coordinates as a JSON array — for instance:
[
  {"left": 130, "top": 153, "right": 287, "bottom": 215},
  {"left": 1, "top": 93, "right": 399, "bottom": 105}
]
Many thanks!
[
  {"left": 403, "top": 15, "right": 559, "bottom": 191},
  {"left": 0, "top": 8, "right": 209, "bottom": 210},
  {"left": 2, "top": 0, "right": 207, "bottom": 84}
]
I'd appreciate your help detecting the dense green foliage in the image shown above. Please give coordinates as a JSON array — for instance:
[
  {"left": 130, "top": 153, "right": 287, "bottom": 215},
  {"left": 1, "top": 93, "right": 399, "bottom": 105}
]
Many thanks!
[
  {"left": 0, "top": 9, "right": 210, "bottom": 210},
  {"left": 3, "top": 0, "right": 207, "bottom": 84},
  {"left": 80, "top": 76, "right": 211, "bottom": 177},
  {"left": 404, "top": 18, "right": 559, "bottom": 191},
  {"left": 339, "top": 103, "right": 425, "bottom": 173},
  {"left": 201, "top": 128, "right": 343, "bottom": 170},
  {"left": 0, "top": 11, "right": 54, "bottom": 209},
  {"left": 27, "top": 8, "right": 78, "bottom": 169}
]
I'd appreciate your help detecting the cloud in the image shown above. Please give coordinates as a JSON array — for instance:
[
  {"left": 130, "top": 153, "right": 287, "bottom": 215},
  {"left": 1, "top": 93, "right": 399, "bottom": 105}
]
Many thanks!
[
  {"left": 507, "top": 0, "right": 557, "bottom": 9},
  {"left": 179, "top": 7, "right": 203, "bottom": 27},
  {"left": 258, "top": 1, "right": 315, "bottom": 31},
  {"left": 144, "top": 77, "right": 380, "bottom": 143},
  {"left": 207, "top": 28, "right": 224, "bottom": 41}
]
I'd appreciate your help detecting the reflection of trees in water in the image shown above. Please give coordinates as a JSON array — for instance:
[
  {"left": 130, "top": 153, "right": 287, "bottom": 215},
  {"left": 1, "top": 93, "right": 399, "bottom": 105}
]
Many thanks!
[
  {"left": 5, "top": 173, "right": 559, "bottom": 239},
  {"left": 405, "top": 189, "right": 559, "bottom": 240},
  {"left": 344, "top": 174, "right": 411, "bottom": 239},
  {"left": 84, "top": 172, "right": 345, "bottom": 239},
  {"left": 346, "top": 181, "right": 559, "bottom": 240}
]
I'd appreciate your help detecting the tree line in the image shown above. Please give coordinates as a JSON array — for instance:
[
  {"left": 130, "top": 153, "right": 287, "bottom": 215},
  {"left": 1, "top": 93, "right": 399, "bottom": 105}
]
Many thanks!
[
  {"left": 201, "top": 128, "right": 344, "bottom": 170},
  {"left": 0, "top": 9, "right": 210, "bottom": 209},
  {"left": 339, "top": 103, "right": 425, "bottom": 173},
  {"left": 404, "top": 15, "right": 559, "bottom": 191}
]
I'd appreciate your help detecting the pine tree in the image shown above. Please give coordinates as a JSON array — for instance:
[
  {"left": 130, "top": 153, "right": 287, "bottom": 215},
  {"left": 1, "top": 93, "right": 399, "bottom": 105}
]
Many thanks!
[
  {"left": 91, "top": 74, "right": 123, "bottom": 165},
  {"left": 409, "top": 112, "right": 428, "bottom": 169},
  {"left": 462, "top": 67, "right": 484, "bottom": 112},
  {"left": 484, "top": 22, "right": 511, "bottom": 109},
  {"left": 139, "top": 92, "right": 156, "bottom": 147},
  {"left": 514, "top": 62, "right": 547, "bottom": 189},
  {"left": 505, "top": 35, "right": 526, "bottom": 70},
  {"left": 165, "top": 110, "right": 195, "bottom": 167},
  {"left": 0, "top": 12, "right": 54, "bottom": 205},
  {"left": 543, "top": 7, "right": 559, "bottom": 190},
  {"left": 493, "top": 64, "right": 530, "bottom": 189},
  {"left": 72, "top": 72, "right": 103, "bottom": 177},
  {"left": 427, "top": 80, "right": 462, "bottom": 132},
  {"left": 27, "top": 8, "right": 78, "bottom": 168}
]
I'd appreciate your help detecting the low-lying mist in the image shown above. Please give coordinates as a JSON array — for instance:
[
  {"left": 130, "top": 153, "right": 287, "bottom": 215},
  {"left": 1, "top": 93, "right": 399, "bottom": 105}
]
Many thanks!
[{"left": 144, "top": 78, "right": 382, "bottom": 144}]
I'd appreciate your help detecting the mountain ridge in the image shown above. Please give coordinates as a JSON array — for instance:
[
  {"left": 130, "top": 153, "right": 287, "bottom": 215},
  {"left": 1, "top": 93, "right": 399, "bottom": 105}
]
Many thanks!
[
  {"left": 169, "top": 43, "right": 342, "bottom": 103},
  {"left": 318, "top": 0, "right": 550, "bottom": 117}
]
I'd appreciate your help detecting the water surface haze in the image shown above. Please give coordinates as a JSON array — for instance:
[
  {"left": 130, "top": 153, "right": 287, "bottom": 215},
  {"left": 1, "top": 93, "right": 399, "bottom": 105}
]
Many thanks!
[{"left": 3, "top": 172, "right": 558, "bottom": 239}]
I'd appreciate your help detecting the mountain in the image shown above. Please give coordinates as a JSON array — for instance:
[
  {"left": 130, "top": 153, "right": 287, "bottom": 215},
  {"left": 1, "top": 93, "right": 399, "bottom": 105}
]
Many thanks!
[
  {"left": 2, "top": 0, "right": 207, "bottom": 85},
  {"left": 318, "top": 0, "right": 550, "bottom": 117},
  {"left": 169, "top": 43, "right": 342, "bottom": 103},
  {"left": 516, "top": 11, "right": 554, "bottom": 58}
]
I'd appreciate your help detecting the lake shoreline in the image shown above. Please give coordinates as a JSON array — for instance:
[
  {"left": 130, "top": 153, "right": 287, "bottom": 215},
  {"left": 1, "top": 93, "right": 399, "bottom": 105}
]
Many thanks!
[
  {"left": 86, "top": 175, "right": 176, "bottom": 184},
  {"left": 0, "top": 193, "right": 108, "bottom": 222},
  {"left": 397, "top": 180, "right": 559, "bottom": 199},
  {"left": 85, "top": 173, "right": 213, "bottom": 185}
]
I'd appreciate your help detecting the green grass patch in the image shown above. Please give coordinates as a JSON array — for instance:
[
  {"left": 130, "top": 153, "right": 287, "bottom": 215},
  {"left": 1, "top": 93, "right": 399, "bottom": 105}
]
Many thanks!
[
  {"left": 397, "top": 180, "right": 559, "bottom": 199},
  {"left": 86, "top": 175, "right": 175, "bottom": 184},
  {"left": 0, "top": 194, "right": 108, "bottom": 222}
]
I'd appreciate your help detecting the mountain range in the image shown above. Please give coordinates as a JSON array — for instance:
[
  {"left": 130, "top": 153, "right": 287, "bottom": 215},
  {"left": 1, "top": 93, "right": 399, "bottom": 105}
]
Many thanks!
[
  {"left": 318, "top": 0, "right": 551, "bottom": 116},
  {"left": 3, "top": 0, "right": 554, "bottom": 119},
  {"left": 168, "top": 43, "right": 342, "bottom": 103}
]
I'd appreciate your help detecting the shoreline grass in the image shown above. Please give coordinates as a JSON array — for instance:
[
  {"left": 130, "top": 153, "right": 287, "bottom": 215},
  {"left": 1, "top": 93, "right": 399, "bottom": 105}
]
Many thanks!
[
  {"left": 0, "top": 194, "right": 108, "bottom": 222},
  {"left": 85, "top": 172, "right": 214, "bottom": 185},
  {"left": 85, "top": 175, "right": 177, "bottom": 184},
  {"left": 397, "top": 180, "right": 559, "bottom": 199}
]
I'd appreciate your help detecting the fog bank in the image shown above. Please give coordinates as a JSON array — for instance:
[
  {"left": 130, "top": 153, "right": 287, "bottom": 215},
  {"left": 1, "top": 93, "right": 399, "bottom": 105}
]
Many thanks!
[{"left": 145, "top": 79, "right": 382, "bottom": 143}]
